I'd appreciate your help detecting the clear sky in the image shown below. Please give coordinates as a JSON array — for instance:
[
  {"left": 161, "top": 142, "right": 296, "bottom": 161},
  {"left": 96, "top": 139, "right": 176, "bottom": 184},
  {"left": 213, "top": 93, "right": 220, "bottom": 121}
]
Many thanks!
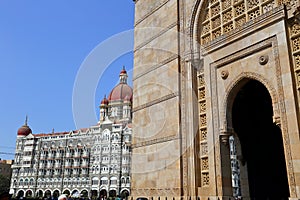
[{"left": 0, "top": 1, "right": 135, "bottom": 160}]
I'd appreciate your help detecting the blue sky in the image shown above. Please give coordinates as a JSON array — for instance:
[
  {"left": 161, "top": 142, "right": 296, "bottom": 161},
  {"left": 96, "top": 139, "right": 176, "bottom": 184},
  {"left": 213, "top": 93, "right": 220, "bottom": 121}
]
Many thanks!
[{"left": 0, "top": 1, "right": 135, "bottom": 159}]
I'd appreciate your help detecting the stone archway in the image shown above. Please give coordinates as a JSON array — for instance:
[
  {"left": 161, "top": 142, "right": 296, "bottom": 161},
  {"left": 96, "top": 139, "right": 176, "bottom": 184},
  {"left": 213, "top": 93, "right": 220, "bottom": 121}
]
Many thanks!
[
  {"left": 109, "top": 190, "right": 116, "bottom": 198},
  {"left": 36, "top": 190, "right": 43, "bottom": 198},
  {"left": 100, "top": 189, "right": 107, "bottom": 198},
  {"left": 63, "top": 189, "right": 70, "bottom": 196},
  {"left": 120, "top": 189, "right": 130, "bottom": 200},
  {"left": 17, "top": 190, "right": 24, "bottom": 198},
  {"left": 44, "top": 190, "right": 51, "bottom": 199},
  {"left": 53, "top": 190, "right": 60, "bottom": 199},
  {"left": 81, "top": 189, "right": 88, "bottom": 198},
  {"left": 231, "top": 79, "right": 289, "bottom": 199},
  {"left": 91, "top": 190, "right": 98, "bottom": 200},
  {"left": 25, "top": 190, "right": 33, "bottom": 198}
]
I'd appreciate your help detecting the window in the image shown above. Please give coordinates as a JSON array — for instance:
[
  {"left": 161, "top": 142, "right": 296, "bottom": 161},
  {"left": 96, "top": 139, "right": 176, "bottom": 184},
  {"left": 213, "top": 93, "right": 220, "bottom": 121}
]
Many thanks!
[{"left": 100, "top": 178, "right": 108, "bottom": 185}]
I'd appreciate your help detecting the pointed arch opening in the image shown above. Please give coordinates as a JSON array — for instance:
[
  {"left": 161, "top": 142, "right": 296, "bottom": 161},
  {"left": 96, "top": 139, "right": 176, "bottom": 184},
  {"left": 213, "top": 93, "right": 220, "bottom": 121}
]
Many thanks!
[{"left": 228, "top": 79, "right": 289, "bottom": 199}]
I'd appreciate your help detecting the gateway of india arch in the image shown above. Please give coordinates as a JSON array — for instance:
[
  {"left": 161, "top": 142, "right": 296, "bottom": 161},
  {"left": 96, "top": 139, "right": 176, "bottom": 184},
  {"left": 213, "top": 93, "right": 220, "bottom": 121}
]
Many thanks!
[{"left": 130, "top": 0, "right": 300, "bottom": 199}]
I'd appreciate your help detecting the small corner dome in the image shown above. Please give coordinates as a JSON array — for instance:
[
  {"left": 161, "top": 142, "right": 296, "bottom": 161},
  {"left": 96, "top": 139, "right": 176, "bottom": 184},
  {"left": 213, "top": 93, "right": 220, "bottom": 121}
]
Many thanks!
[
  {"left": 100, "top": 96, "right": 109, "bottom": 105},
  {"left": 120, "top": 68, "right": 127, "bottom": 75},
  {"left": 17, "top": 125, "right": 32, "bottom": 136}
]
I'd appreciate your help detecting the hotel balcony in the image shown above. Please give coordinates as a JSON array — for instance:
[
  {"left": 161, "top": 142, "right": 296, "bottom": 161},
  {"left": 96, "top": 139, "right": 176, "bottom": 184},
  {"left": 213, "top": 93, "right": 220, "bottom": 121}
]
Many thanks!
[
  {"left": 55, "top": 153, "right": 62, "bottom": 158},
  {"left": 39, "top": 164, "right": 46, "bottom": 168},
  {"left": 54, "top": 171, "right": 62, "bottom": 176},
  {"left": 40, "top": 156, "right": 47, "bottom": 160},
  {"left": 73, "top": 153, "right": 80, "bottom": 158},
  {"left": 74, "top": 161, "right": 80, "bottom": 166},
  {"left": 82, "top": 153, "right": 89, "bottom": 157},
  {"left": 65, "top": 153, "right": 72, "bottom": 158},
  {"left": 54, "top": 164, "right": 61, "bottom": 168},
  {"left": 47, "top": 164, "right": 53, "bottom": 168},
  {"left": 81, "top": 163, "right": 88, "bottom": 167}
]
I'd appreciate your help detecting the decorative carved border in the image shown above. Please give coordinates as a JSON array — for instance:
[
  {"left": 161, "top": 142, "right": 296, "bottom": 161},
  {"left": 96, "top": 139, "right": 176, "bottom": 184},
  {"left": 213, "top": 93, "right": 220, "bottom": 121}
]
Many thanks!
[
  {"left": 272, "top": 36, "right": 297, "bottom": 197},
  {"left": 133, "top": 54, "right": 178, "bottom": 81},
  {"left": 223, "top": 72, "right": 279, "bottom": 130},
  {"left": 178, "top": 0, "right": 190, "bottom": 196},
  {"left": 214, "top": 37, "right": 279, "bottom": 130},
  {"left": 132, "top": 92, "right": 179, "bottom": 113},
  {"left": 131, "top": 134, "right": 180, "bottom": 148},
  {"left": 131, "top": 187, "right": 181, "bottom": 197},
  {"left": 209, "top": 36, "right": 297, "bottom": 196},
  {"left": 211, "top": 38, "right": 273, "bottom": 68},
  {"left": 134, "top": 21, "right": 178, "bottom": 52},
  {"left": 134, "top": 0, "right": 170, "bottom": 27}
]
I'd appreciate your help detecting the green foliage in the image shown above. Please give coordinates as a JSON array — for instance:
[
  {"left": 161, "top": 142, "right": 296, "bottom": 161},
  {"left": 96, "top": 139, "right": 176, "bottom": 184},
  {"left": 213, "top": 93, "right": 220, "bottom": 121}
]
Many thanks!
[{"left": 0, "top": 174, "right": 10, "bottom": 195}]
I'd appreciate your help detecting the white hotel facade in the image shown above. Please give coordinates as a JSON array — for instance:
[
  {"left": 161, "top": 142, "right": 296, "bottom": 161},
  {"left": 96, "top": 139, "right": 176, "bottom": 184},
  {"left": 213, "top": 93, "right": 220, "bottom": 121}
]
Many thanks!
[{"left": 10, "top": 68, "right": 133, "bottom": 199}]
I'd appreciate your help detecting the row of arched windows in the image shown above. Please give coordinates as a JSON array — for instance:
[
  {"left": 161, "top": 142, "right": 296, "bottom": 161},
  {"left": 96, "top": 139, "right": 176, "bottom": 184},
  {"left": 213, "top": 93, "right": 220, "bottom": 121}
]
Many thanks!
[
  {"left": 92, "top": 130, "right": 122, "bottom": 143},
  {"left": 121, "top": 176, "right": 130, "bottom": 184},
  {"left": 91, "top": 176, "right": 120, "bottom": 186},
  {"left": 13, "top": 176, "right": 130, "bottom": 188},
  {"left": 13, "top": 178, "right": 34, "bottom": 186}
]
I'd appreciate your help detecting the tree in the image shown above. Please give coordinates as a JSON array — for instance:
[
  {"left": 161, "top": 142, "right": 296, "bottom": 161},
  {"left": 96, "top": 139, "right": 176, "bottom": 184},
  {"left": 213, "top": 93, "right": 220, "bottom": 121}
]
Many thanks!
[{"left": 0, "top": 174, "right": 10, "bottom": 195}]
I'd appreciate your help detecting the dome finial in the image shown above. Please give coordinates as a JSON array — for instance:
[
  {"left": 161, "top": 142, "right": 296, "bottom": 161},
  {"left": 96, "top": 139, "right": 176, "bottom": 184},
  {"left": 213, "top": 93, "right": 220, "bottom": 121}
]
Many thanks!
[{"left": 25, "top": 115, "right": 28, "bottom": 126}]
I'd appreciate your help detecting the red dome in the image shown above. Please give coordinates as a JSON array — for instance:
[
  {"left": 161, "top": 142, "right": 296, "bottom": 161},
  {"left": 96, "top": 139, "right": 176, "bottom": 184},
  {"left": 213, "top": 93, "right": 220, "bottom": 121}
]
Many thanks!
[
  {"left": 120, "top": 69, "right": 127, "bottom": 74},
  {"left": 100, "top": 96, "right": 109, "bottom": 105},
  {"left": 108, "top": 83, "right": 133, "bottom": 101},
  {"left": 17, "top": 125, "right": 32, "bottom": 136},
  {"left": 124, "top": 95, "right": 131, "bottom": 101}
]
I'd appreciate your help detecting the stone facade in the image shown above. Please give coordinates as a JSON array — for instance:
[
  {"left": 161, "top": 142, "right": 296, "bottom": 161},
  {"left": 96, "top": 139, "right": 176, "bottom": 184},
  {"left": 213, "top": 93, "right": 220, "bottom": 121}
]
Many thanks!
[
  {"left": 131, "top": 0, "right": 300, "bottom": 199},
  {"left": 10, "top": 69, "right": 133, "bottom": 199}
]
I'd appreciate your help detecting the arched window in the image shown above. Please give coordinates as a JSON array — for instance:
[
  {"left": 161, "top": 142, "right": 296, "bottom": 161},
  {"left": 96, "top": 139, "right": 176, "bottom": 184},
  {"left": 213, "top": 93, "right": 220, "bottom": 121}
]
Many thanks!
[
  {"left": 121, "top": 177, "right": 125, "bottom": 184},
  {"left": 92, "top": 177, "right": 99, "bottom": 185},
  {"left": 110, "top": 177, "right": 117, "bottom": 185},
  {"left": 100, "top": 177, "right": 108, "bottom": 185},
  {"left": 24, "top": 178, "right": 29, "bottom": 186},
  {"left": 126, "top": 177, "right": 130, "bottom": 184}
]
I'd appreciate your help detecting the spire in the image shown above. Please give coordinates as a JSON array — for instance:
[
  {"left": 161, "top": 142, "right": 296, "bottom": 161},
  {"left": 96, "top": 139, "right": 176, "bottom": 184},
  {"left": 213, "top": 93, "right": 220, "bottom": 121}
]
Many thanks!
[{"left": 24, "top": 115, "right": 28, "bottom": 126}]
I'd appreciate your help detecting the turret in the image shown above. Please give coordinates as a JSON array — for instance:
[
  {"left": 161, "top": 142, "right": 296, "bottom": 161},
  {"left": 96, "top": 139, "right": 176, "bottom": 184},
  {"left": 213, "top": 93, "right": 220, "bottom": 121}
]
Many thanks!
[
  {"left": 99, "top": 95, "right": 109, "bottom": 123},
  {"left": 17, "top": 116, "right": 32, "bottom": 137}
]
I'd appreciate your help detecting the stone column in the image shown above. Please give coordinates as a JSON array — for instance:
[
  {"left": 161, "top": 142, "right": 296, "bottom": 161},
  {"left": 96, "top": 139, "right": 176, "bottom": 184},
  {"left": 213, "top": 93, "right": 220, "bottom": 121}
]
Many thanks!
[{"left": 218, "top": 130, "right": 233, "bottom": 199}]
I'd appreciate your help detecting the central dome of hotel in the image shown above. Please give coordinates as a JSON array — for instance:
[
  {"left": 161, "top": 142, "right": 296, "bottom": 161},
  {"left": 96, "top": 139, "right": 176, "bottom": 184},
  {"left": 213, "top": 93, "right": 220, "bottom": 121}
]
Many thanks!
[{"left": 108, "top": 67, "right": 133, "bottom": 101}]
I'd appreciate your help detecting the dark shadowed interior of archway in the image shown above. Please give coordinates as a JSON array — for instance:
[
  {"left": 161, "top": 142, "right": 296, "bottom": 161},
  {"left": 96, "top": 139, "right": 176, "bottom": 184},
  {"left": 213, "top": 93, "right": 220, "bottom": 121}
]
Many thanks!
[{"left": 232, "top": 80, "right": 290, "bottom": 199}]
